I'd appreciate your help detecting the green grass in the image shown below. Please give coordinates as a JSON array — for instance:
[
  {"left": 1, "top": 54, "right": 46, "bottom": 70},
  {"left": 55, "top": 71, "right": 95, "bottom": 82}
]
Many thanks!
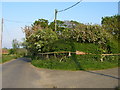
[
  {"left": 31, "top": 55, "right": 119, "bottom": 71},
  {"left": 76, "top": 55, "right": 119, "bottom": 70},
  {"left": 1, "top": 54, "right": 17, "bottom": 63},
  {"left": 31, "top": 42, "right": 119, "bottom": 71},
  {"left": 31, "top": 58, "right": 77, "bottom": 70}
]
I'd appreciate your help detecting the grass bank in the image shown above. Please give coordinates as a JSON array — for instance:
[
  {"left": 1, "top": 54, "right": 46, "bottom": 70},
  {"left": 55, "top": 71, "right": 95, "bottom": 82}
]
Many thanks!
[
  {"left": 31, "top": 42, "right": 119, "bottom": 71},
  {"left": 31, "top": 54, "right": 119, "bottom": 71},
  {"left": 1, "top": 54, "right": 17, "bottom": 63}
]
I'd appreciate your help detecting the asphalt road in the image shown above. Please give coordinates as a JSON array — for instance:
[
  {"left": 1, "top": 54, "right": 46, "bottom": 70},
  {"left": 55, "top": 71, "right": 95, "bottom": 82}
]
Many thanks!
[{"left": 2, "top": 58, "right": 120, "bottom": 88}]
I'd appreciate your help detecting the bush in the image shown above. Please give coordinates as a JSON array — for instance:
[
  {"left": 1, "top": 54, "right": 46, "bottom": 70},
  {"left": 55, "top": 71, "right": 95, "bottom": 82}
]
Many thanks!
[
  {"left": 26, "top": 29, "right": 58, "bottom": 55},
  {"left": 74, "top": 42, "right": 101, "bottom": 54},
  {"left": 51, "top": 40, "right": 101, "bottom": 53},
  {"left": 16, "top": 48, "right": 27, "bottom": 57},
  {"left": 106, "top": 40, "right": 119, "bottom": 53},
  {"left": 51, "top": 40, "right": 72, "bottom": 52},
  {"left": 9, "top": 49, "right": 15, "bottom": 54}
]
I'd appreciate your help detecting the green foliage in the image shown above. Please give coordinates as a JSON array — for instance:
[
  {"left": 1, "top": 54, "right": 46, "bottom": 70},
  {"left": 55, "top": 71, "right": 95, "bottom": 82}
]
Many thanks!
[
  {"left": 12, "top": 39, "right": 20, "bottom": 49},
  {"left": 105, "top": 39, "right": 119, "bottom": 54},
  {"left": 33, "top": 19, "right": 48, "bottom": 29},
  {"left": 51, "top": 40, "right": 101, "bottom": 53},
  {"left": 31, "top": 57, "right": 79, "bottom": 70},
  {"left": 9, "top": 48, "right": 27, "bottom": 58},
  {"left": 12, "top": 39, "right": 20, "bottom": 54},
  {"left": 58, "top": 24, "right": 116, "bottom": 54},
  {"left": 102, "top": 15, "right": 120, "bottom": 39},
  {"left": 31, "top": 42, "right": 119, "bottom": 70},
  {"left": 78, "top": 55, "right": 119, "bottom": 69},
  {"left": 15, "top": 48, "right": 27, "bottom": 57},
  {"left": 74, "top": 43, "right": 101, "bottom": 54},
  {"left": 31, "top": 55, "right": 119, "bottom": 70},
  {"left": 2, "top": 54, "right": 16, "bottom": 63},
  {"left": 26, "top": 28, "right": 58, "bottom": 55},
  {"left": 23, "top": 16, "right": 119, "bottom": 70},
  {"left": 21, "top": 38, "right": 29, "bottom": 49},
  {"left": 60, "top": 24, "right": 104, "bottom": 43},
  {"left": 24, "top": 17, "right": 119, "bottom": 55},
  {"left": 9, "top": 49, "right": 14, "bottom": 54},
  {"left": 51, "top": 40, "right": 72, "bottom": 52}
]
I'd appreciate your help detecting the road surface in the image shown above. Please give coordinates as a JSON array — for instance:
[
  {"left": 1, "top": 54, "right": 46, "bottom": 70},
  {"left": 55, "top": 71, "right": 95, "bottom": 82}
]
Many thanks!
[{"left": 1, "top": 58, "right": 120, "bottom": 88}]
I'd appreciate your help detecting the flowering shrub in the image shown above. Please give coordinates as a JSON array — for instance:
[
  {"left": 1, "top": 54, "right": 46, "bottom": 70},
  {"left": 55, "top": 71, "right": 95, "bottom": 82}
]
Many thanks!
[{"left": 26, "top": 29, "right": 58, "bottom": 55}]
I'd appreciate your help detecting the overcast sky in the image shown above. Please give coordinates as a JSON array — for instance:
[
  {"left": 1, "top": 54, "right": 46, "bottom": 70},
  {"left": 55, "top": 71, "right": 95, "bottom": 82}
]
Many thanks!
[{"left": 1, "top": 2, "right": 118, "bottom": 48}]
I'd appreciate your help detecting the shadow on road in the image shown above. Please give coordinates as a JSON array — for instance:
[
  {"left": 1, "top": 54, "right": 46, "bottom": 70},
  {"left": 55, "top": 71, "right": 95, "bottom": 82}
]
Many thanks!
[
  {"left": 69, "top": 42, "right": 119, "bottom": 80},
  {"left": 18, "top": 56, "right": 119, "bottom": 80},
  {"left": 17, "top": 57, "right": 31, "bottom": 62},
  {"left": 84, "top": 70, "right": 120, "bottom": 80}
]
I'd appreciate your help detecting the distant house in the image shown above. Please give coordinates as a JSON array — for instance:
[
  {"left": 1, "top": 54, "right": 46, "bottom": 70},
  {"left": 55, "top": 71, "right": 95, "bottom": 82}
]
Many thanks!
[{"left": 2, "top": 49, "right": 9, "bottom": 54}]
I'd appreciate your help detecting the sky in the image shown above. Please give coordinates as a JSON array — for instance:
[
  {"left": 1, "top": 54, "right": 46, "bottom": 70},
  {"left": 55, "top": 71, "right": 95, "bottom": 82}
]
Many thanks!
[{"left": 1, "top": 2, "right": 119, "bottom": 48}]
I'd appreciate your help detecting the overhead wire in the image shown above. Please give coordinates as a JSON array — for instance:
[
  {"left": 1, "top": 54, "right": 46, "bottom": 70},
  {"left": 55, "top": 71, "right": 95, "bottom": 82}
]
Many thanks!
[
  {"left": 3, "top": 1, "right": 83, "bottom": 24},
  {"left": 4, "top": 18, "right": 33, "bottom": 23},
  {"left": 58, "top": 0, "right": 83, "bottom": 13}
]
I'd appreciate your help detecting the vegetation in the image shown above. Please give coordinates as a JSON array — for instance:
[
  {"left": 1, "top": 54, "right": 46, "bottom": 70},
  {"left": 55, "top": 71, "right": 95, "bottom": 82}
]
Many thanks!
[
  {"left": 102, "top": 15, "right": 120, "bottom": 40},
  {"left": 9, "top": 39, "right": 27, "bottom": 57},
  {"left": 32, "top": 55, "right": 119, "bottom": 70},
  {"left": 1, "top": 38, "right": 27, "bottom": 64},
  {"left": 1, "top": 47, "right": 27, "bottom": 63},
  {"left": 31, "top": 43, "right": 119, "bottom": 70},
  {"left": 10, "top": 39, "right": 20, "bottom": 54},
  {"left": 1, "top": 54, "right": 17, "bottom": 63},
  {"left": 22, "top": 15, "right": 119, "bottom": 70},
  {"left": 26, "top": 28, "right": 58, "bottom": 55}
]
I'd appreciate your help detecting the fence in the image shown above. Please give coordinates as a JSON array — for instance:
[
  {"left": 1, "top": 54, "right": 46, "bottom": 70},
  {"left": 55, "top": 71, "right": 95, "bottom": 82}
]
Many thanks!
[{"left": 38, "top": 51, "right": 120, "bottom": 62}]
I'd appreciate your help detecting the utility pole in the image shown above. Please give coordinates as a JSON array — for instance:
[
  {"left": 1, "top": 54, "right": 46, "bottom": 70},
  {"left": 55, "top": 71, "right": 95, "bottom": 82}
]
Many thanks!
[
  {"left": 0, "top": 18, "right": 3, "bottom": 58},
  {"left": 54, "top": 9, "right": 57, "bottom": 31},
  {"left": 54, "top": 0, "right": 82, "bottom": 31}
]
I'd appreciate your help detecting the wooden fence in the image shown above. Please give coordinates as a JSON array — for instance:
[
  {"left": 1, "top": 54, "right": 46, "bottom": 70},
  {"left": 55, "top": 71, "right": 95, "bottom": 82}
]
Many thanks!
[
  {"left": 38, "top": 51, "right": 120, "bottom": 62},
  {"left": 38, "top": 51, "right": 120, "bottom": 56}
]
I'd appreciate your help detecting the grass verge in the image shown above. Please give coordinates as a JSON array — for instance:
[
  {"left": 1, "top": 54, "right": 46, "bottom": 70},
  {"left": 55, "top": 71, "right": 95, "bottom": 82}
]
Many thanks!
[
  {"left": 31, "top": 55, "right": 119, "bottom": 71},
  {"left": 31, "top": 42, "right": 119, "bottom": 71},
  {"left": 1, "top": 54, "right": 17, "bottom": 63}
]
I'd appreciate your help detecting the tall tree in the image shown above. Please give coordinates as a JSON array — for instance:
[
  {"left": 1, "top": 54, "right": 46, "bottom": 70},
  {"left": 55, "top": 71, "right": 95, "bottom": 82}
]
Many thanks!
[
  {"left": 32, "top": 19, "right": 48, "bottom": 29},
  {"left": 101, "top": 15, "right": 120, "bottom": 39},
  {"left": 11, "top": 39, "right": 20, "bottom": 54},
  {"left": 12, "top": 39, "right": 20, "bottom": 49}
]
